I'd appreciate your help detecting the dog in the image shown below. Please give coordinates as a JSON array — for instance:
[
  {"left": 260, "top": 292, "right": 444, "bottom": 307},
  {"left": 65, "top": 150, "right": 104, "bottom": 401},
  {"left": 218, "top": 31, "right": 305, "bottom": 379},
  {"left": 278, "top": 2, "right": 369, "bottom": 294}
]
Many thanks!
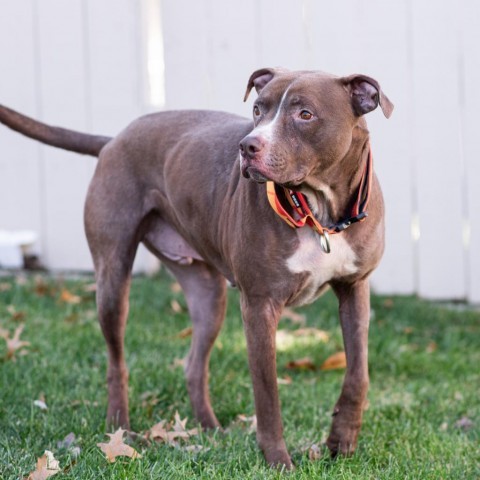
[{"left": 0, "top": 67, "right": 393, "bottom": 469}]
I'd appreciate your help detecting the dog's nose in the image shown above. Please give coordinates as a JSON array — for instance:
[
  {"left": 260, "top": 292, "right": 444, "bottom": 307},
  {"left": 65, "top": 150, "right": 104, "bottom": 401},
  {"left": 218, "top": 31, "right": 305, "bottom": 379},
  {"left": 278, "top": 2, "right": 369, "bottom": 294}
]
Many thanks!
[{"left": 239, "top": 135, "right": 264, "bottom": 159}]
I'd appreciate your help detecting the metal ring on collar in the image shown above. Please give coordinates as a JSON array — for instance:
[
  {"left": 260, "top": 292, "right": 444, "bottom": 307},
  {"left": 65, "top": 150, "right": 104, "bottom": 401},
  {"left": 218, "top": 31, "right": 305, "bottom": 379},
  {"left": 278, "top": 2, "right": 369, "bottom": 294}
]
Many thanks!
[{"left": 320, "top": 230, "right": 331, "bottom": 254}]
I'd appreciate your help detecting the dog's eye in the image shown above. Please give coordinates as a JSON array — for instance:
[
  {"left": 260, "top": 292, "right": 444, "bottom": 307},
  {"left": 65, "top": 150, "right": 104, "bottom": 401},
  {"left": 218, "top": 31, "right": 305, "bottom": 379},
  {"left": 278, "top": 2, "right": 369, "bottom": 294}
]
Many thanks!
[
  {"left": 299, "top": 110, "right": 313, "bottom": 120},
  {"left": 253, "top": 105, "right": 261, "bottom": 117}
]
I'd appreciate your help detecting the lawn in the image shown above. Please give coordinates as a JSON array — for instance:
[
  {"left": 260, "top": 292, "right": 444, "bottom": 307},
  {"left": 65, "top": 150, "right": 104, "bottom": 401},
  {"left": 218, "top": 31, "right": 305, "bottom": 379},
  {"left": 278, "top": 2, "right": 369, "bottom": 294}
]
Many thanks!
[{"left": 0, "top": 270, "right": 479, "bottom": 479}]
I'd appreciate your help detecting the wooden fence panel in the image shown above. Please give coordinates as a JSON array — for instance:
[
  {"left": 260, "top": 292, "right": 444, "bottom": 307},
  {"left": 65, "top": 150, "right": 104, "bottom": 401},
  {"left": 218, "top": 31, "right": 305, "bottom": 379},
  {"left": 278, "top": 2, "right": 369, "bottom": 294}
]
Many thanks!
[
  {"left": 353, "top": 0, "right": 416, "bottom": 295},
  {"left": 461, "top": 0, "right": 480, "bottom": 303},
  {"left": 0, "top": 0, "right": 479, "bottom": 301},
  {"left": 161, "top": 0, "right": 211, "bottom": 110},
  {"left": 36, "top": 0, "right": 93, "bottom": 270},
  {"left": 411, "top": 0, "right": 466, "bottom": 299},
  {"left": 0, "top": 1, "right": 43, "bottom": 255}
]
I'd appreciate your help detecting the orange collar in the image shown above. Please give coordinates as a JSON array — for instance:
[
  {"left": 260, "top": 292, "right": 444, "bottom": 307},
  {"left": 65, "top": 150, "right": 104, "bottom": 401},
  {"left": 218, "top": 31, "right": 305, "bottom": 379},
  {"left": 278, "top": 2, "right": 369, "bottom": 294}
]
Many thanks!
[{"left": 266, "top": 148, "right": 373, "bottom": 253}]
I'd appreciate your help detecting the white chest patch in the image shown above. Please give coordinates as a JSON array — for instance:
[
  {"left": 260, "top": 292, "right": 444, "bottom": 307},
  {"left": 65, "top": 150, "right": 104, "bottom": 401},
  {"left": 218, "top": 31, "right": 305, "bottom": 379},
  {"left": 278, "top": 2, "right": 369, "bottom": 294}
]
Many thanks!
[{"left": 286, "top": 229, "right": 358, "bottom": 306}]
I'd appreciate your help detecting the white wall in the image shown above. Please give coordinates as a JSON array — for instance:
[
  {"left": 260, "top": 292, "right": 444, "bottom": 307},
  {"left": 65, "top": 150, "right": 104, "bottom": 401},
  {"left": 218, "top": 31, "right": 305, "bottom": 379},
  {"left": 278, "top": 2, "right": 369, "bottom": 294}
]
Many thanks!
[{"left": 0, "top": 0, "right": 479, "bottom": 302}]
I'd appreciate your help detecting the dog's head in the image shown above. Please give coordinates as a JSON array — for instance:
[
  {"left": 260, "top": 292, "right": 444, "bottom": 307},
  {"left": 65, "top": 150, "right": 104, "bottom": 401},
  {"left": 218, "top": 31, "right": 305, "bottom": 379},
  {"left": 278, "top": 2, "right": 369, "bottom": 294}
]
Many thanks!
[{"left": 239, "top": 68, "right": 393, "bottom": 188}]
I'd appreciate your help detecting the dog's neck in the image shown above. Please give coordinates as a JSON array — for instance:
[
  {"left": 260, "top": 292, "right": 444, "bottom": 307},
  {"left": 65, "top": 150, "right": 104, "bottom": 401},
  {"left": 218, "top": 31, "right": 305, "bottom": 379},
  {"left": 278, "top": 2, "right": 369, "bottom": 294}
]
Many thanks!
[{"left": 299, "top": 131, "right": 371, "bottom": 227}]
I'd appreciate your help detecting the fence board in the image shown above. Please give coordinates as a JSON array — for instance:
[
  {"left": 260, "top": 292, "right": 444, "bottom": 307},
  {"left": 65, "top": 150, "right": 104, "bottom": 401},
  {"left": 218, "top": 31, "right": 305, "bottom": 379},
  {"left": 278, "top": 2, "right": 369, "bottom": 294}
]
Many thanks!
[
  {"left": 36, "top": 0, "right": 92, "bottom": 270},
  {"left": 257, "top": 0, "right": 307, "bottom": 70},
  {"left": 355, "top": 0, "right": 416, "bottom": 295},
  {"left": 0, "top": 1, "right": 43, "bottom": 255},
  {"left": 461, "top": 0, "right": 480, "bottom": 303},
  {"left": 411, "top": 0, "right": 466, "bottom": 299},
  {"left": 161, "top": 0, "right": 211, "bottom": 110},
  {"left": 204, "top": 0, "right": 258, "bottom": 117}
]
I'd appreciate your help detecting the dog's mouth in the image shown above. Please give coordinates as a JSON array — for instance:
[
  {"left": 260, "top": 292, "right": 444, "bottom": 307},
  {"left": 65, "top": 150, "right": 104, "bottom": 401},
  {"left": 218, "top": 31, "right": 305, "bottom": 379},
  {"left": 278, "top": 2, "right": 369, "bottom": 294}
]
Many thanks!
[
  {"left": 241, "top": 165, "right": 270, "bottom": 183},
  {"left": 241, "top": 161, "right": 306, "bottom": 188}
]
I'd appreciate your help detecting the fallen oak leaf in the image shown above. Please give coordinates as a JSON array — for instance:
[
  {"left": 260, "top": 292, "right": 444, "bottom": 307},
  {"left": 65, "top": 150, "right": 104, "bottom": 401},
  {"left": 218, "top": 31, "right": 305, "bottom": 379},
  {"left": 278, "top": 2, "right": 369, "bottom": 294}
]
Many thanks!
[
  {"left": 308, "top": 443, "right": 323, "bottom": 461},
  {"left": 285, "top": 357, "right": 316, "bottom": 371},
  {"left": 148, "top": 420, "right": 169, "bottom": 442},
  {"left": 82, "top": 282, "right": 97, "bottom": 293},
  {"left": 6, "top": 305, "right": 26, "bottom": 321},
  {"left": 33, "top": 398, "right": 48, "bottom": 411},
  {"left": 236, "top": 414, "right": 257, "bottom": 433},
  {"left": 59, "top": 288, "right": 82, "bottom": 305},
  {"left": 277, "top": 375, "right": 293, "bottom": 385},
  {"left": 175, "top": 326, "right": 193, "bottom": 339},
  {"left": 25, "top": 450, "right": 60, "bottom": 480},
  {"left": 4, "top": 324, "right": 30, "bottom": 359},
  {"left": 281, "top": 307, "right": 306, "bottom": 325},
  {"left": 320, "top": 351, "right": 347, "bottom": 371},
  {"left": 183, "top": 444, "right": 209, "bottom": 453},
  {"left": 97, "top": 428, "right": 142, "bottom": 463},
  {"left": 293, "top": 327, "right": 329, "bottom": 342},
  {"left": 170, "top": 299, "right": 184, "bottom": 313},
  {"left": 171, "top": 411, "right": 199, "bottom": 439}
]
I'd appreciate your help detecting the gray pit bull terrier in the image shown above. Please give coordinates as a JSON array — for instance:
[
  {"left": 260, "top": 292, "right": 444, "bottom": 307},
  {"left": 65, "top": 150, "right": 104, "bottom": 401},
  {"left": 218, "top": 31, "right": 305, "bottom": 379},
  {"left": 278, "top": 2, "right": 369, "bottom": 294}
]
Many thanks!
[{"left": 0, "top": 67, "right": 393, "bottom": 469}]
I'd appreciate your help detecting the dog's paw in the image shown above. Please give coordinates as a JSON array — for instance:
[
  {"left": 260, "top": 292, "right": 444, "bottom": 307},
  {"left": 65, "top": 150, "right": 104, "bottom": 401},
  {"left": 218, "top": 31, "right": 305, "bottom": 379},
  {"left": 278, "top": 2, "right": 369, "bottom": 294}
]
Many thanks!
[
  {"left": 260, "top": 443, "right": 294, "bottom": 471},
  {"left": 326, "top": 408, "right": 362, "bottom": 457}
]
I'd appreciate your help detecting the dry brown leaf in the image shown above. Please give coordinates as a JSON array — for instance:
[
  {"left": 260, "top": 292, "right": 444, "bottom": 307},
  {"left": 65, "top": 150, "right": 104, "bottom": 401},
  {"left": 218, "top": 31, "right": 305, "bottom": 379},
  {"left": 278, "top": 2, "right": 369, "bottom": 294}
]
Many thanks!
[
  {"left": 25, "top": 450, "right": 60, "bottom": 480},
  {"left": 236, "top": 414, "right": 257, "bottom": 433},
  {"left": 7, "top": 305, "right": 26, "bottom": 321},
  {"left": 34, "top": 397, "right": 48, "bottom": 410},
  {"left": 4, "top": 324, "right": 30, "bottom": 359},
  {"left": 82, "top": 282, "right": 97, "bottom": 293},
  {"left": 426, "top": 341, "right": 437, "bottom": 353},
  {"left": 383, "top": 298, "right": 394, "bottom": 308},
  {"left": 59, "top": 288, "right": 82, "bottom": 305},
  {"left": 281, "top": 307, "right": 306, "bottom": 325},
  {"left": 170, "top": 282, "right": 182, "bottom": 293},
  {"left": 320, "top": 351, "right": 347, "bottom": 371},
  {"left": 277, "top": 375, "right": 293, "bottom": 385},
  {"left": 33, "top": 278, "right": 54, "bottom": 297},
  {"left": 403, "top": 326, "right": 413, "bottom": 334},
  {"left": 148, "top": 412, "right": 199, "bottom": 445},
  {"left": 171, "top": 411, "right": 199, "bottom": 438},
  {"left": 183, "top": 444, "right": 208, "bottom": 453},
  {"left": 0, "top": 327, "right": 9, "bottom": 339},
  {"left": 149, "top": 420, "right": 169, "bottom": 442},
  {"left": 293, "top": 328, "right": 329, "bottom": 342},
  {"left": 170, "top": 357, "right": 187, "bottom": 370},
  {"left": 308, "top": 443, "right": 322, "bottom": 461},
  {"left": 97, "top": 428, "right": 142, "bottom": 462},
  {"left": 0, "top": 282, "right": 12, "bottom": 292},
  {"left": 170, "top": 299, "right": 184, "bottom": 313},
  {"left": 176, "top": 326, "right": 193, "bottom": 339},
  {"left": 285, "top": 357, "right": 316, "bottom": 371}
]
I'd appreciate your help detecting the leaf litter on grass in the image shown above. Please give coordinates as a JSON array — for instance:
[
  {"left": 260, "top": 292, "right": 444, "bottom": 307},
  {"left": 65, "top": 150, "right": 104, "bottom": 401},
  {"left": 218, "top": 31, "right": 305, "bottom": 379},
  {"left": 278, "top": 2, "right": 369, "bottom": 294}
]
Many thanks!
[
  {"left": 97, "top": 428, "right": 142, "bottom": 463},
  {"left": 24, "top": 450, "right": 60, "bottom": 480},
  {"left": 0, "top": 323, "right": 30, "bottom": 360}
]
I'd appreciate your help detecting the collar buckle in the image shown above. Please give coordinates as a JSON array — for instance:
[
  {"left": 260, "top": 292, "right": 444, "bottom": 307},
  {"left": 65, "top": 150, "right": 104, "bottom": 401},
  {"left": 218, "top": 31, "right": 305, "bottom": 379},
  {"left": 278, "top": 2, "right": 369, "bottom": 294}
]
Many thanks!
[{"left": 331, "top": 212, "right": 368, "bottom": 232}]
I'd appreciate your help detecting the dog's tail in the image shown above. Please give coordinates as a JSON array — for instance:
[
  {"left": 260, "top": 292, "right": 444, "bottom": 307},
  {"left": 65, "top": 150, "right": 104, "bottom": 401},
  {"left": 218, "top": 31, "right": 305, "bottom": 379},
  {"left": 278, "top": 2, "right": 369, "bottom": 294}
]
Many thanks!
[{"left": 0, "top": 104, "right": 112, "bottom": 156}]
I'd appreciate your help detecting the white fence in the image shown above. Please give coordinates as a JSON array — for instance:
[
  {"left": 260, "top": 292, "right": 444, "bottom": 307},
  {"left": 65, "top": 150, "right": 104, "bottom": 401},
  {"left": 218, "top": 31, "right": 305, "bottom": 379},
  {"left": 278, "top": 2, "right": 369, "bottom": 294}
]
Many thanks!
[{"left": 0, "top": 0, "right": 479, "bottom": 303}]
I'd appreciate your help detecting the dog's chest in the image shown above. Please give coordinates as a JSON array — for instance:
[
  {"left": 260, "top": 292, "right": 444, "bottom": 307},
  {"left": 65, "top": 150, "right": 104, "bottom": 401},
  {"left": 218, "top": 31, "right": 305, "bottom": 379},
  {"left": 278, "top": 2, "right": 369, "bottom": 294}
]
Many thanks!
[{"left": 286, "top": 229, "right": 358, "bottom": 306}]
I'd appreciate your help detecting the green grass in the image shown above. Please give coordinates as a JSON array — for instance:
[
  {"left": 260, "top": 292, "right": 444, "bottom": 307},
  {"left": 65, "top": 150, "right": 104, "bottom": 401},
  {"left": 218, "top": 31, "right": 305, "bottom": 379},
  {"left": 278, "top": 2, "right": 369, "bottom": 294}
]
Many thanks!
[{"left": 0, "top": 270, "right": 479, "bottom": 479}]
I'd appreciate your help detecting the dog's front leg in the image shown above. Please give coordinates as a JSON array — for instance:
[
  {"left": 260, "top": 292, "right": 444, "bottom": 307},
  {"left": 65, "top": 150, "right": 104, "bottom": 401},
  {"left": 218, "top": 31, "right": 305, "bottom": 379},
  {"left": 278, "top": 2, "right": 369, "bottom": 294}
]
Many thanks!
[
  {"left": 241, "top": 296, "right": 293, "bottom": 470},
  {"left": 327, "top": 279, "right": 371, "bottom": 456}
]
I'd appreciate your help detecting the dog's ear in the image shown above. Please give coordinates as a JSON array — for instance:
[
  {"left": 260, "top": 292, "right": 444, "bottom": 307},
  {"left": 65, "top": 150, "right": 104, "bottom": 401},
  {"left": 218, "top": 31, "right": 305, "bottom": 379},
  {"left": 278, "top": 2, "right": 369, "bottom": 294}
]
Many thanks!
[
  {"left": 244, "top": 68, "right": 277, "bottom": 102},
  {"left": 342, "top": 74, "right": 394, "bottom": 119}
]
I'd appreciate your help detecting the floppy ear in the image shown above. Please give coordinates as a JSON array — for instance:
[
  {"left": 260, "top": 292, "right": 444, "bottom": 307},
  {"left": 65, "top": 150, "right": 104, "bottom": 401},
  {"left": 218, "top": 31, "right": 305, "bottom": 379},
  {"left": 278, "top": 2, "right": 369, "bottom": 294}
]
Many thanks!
[
  {"left": 342, "top": 74, "right": 394, "bottom": 119},
  {"left": 243, "top": 68, "right": 277, "bottom": 102}
]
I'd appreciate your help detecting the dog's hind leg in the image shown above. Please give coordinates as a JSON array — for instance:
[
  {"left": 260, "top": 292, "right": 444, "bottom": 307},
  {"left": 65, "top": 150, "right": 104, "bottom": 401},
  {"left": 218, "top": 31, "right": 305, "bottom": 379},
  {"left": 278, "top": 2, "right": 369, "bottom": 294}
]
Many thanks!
[
  {"left": 85, "top": 178, "right": 143, "bottom": 430},
  {"left": 146, "top": 243, "right": 227, "bottom": 429}
]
